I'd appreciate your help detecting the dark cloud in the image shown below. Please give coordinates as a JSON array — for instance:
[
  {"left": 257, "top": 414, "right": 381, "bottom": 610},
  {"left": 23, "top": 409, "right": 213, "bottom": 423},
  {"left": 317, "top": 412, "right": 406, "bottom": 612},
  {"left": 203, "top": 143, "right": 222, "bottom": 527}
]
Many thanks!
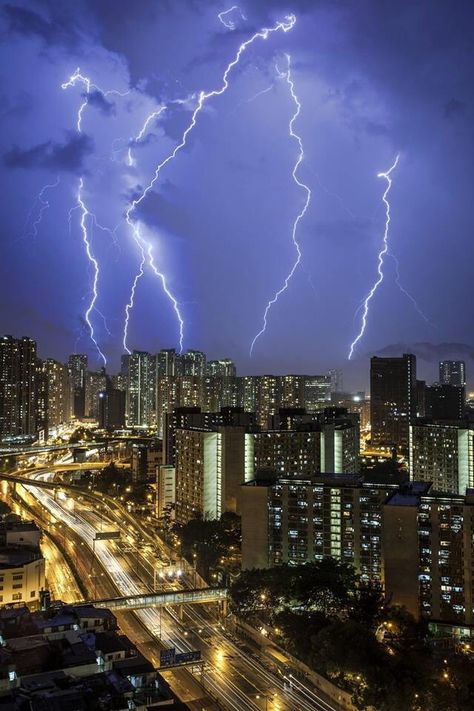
[
  {"left": 87, "top": 90, "right": 116, "bottom": 116},
  {"left": 373, "top": 342, "right": 474, "bottom": 362},
  {"left": 2, "top": 3, "right": 80, "bottom": 46},
  {"left": 3, "top": 132, "right": 94, "bottom": 173}
]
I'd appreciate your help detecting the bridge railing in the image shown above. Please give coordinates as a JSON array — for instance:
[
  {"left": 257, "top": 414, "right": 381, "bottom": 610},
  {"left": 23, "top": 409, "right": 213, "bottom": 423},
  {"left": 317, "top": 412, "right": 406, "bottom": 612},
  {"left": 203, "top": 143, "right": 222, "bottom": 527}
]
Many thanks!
[{"left": 86, "top": 587, "right": 228, "bottom": 611}]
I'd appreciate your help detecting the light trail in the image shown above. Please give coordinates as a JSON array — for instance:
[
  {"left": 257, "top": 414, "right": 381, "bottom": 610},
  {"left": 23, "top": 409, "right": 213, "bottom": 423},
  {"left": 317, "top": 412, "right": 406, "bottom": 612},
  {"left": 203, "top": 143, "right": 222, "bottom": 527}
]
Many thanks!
[
  {"left": 348, "top": 153, "right": 400, "bottom": 360},
  {"left": 123, "top": 13, "right": 296, "bottom": 355},
  {"left": 17, "top": 462, "right": 335, "bottom": 711},
  {"left": 250, "top": 53, "right": 310, "bottom": 356}
]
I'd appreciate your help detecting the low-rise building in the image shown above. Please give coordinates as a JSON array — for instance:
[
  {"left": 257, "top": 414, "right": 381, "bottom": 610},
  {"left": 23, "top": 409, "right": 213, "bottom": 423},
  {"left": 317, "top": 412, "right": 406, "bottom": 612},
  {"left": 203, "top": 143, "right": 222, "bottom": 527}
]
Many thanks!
[{"left": 0, "top": 547, "right": 45, "bottom": 608}]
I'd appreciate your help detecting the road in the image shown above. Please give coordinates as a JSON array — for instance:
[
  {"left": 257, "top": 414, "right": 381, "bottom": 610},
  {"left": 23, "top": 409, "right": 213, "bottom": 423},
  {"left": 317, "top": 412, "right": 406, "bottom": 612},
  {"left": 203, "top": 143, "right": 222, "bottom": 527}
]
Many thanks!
[{"left": 6, "top": 459, "right": 342, "bottom": 711}]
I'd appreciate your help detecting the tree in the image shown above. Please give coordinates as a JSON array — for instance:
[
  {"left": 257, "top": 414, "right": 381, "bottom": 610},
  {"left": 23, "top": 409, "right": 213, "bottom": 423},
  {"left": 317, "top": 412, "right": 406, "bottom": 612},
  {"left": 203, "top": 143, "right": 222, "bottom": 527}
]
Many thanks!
[{"left": 175, "top": 514, "right": 240, "bottom": 578}]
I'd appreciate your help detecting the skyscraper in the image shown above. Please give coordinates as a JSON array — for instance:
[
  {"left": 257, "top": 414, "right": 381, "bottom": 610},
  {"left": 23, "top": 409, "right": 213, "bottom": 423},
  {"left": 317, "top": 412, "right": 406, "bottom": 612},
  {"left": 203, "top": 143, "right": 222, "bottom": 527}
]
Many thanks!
[
  {"left": 182, "top": 349, "right": 206, "bottom": 376},
  {"left": 126, "top": 351, "right": 155, "bottom": 428},
  {"left": 85, "top": 368, "right": 107, "bottom": 420},
  {"left": 206, "top": 359, "right": 236, "bottom": 377},
  {"left": 425, "top": 383, "right": 465, "bottom": 421},
  {"left": 409, "top": 420, "right": 474, "bottom": 494},
  {"left": 439, "top": 360, "right": 466, "bottom": 388},
  {"left": 370, "top": 353, "right": 417, "bottom": 453},
  {"left": 156, "top": 349, "right": 183, "bottom": 377},
  {"left": 68, "top": 354, "right": 88, "bottom": 419},
  {"left": 0, "top": 336, "right": 38, "bottom": 439},
  {"left": 304, "top": 375, "right": 332, "bottom": 410},
  {"left": 44, "top": 359, "right": 70, "bottom": 430}
]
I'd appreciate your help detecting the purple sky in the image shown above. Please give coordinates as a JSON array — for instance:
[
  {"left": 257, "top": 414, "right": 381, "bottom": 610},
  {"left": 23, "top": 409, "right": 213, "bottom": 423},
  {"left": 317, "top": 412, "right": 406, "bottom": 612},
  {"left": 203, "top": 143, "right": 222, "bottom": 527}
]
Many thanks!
[{"left": 1, "top": 0, "right": 474, "bottom": 387}]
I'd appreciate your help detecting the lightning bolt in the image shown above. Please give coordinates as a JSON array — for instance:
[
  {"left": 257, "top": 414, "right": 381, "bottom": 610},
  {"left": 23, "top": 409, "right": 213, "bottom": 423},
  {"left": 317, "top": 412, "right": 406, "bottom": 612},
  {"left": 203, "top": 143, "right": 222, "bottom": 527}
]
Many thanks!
[
  {"left": 21, "top": 176, "right": 60, "bottom": 241},
  {"left": 61, "top": 69, "right": 127, "bottom": 362},
  {"left": 231, "top": 84, "right": 274, "bottom": 115},
  {"left": 61, "top": 67, "right": 129, "bottom": 132},
  {"left": 218, "top": 6, "right": 247, "bottom": 30},
  {"left": 123, "top": 241, "right": 146, "bottom": 354},
  {"left": 348, "top": 154, "right": 400, "bottom": 360},
  {"left": 127, "top": 105, "right": 167, "bottom": 167},
  {"left": 249, "top": 52, "right": 310, "bottom": 356},
  {"left": 123, "top": 14, "right": 296, "bottom": 355},
  {"left": 76, "top": 177, "right": 106, "bottom": 365},
  {"left": 390, "top": 251, "right": 432, "bottom": 325}
]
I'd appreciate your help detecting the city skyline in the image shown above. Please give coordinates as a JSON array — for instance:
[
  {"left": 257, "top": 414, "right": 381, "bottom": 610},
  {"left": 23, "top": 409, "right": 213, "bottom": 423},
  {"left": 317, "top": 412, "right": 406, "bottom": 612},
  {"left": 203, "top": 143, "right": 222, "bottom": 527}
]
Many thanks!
[{"left": 2, "top": 1, "right": 474, "bottom": 384}]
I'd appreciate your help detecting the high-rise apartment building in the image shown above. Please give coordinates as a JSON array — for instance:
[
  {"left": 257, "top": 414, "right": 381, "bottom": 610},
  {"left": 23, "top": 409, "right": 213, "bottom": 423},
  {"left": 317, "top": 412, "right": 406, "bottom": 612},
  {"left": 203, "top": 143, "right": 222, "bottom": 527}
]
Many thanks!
[
  {"left": 409, "top": 420, "right": 474, "bottom": 494},
  {"left": 156, "top": 349, "right": 183, "bottom": 377},
  {"left": 126, "top": 351, "right": 155, "bottom": 428},
  {"left": 174, "top": 425, "right": 247, "bottom": 523},
  {"left": 425, "top": 383, "right": 465, "bottom": 421},
  {"left": 165, "top": 407, "right": 255, "bottom": 467},
  {"left": 239, "top": 376, "right": 256, "bottom": 413},
  {"left": 182, "top": 350, "right": 206, "bottom": 376},
  {"left": 68, "top": 354, "right": 88, "bottom": 419},
  {"left": 304, "top": 375, "right": 332, "bottom": 410},
  {"left": 98, "top": 381, "right": 125, "bottom": 430},
  {"left": 370, "top": 353, "right": 417, "bottom": 452},
  {"left": 247, "top": 408, "right": 360, "bottom": 478},
  {"left": 44, "top": 359, "right": 70, "bottom": 430},
  {"left": 85, "top": 368, "right": 107, "bottom": 420},
  {"left": 439, "top": 360, "right": 466, "bottom": 388},
  {"left": 206, "top": 359, "right": 236, "bottom": 377},
  {"left": 156, "top": 375, "right": 180, "bottom": 435},
  {"left": 279, "top": 375, "right": 305, "bottom": 409},
  {"left": 383, "top": 484, "right": 474, "bottom": 629},
  {"left": 0, "top": 336, "right": 38, "bottom": 439},
  {"left": 255, "top": 375, "right": 279, "bottom": 429},
  {"left": 240, "top": 472, "right": 392, "bottom": 580},
  {"left": 179, "top": 376, "right": 202, "bottom": 409}
]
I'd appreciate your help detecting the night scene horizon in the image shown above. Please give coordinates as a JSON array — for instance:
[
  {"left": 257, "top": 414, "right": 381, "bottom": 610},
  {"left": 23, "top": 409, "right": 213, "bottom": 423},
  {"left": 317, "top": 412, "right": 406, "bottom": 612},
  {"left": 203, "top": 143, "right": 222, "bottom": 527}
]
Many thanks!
[{"left": 2, "top": 0, "right": 474, "bottom": 389}]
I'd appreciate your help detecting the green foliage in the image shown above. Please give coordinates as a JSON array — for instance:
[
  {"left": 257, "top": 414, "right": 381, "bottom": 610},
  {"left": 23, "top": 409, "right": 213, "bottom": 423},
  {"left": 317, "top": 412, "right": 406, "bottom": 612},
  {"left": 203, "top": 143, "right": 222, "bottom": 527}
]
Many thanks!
[
  {"left": 174, "top": 514, "right": 241, "bottom": 578},
  {"left": 69, "top": 427, "right": 95, "bottom": 444},
  {"left": 229, "top": 558, "right": 356, "bottom": 617},
  {"left": 79, "top": 463, "right": 131, "bottom": 494},
  {"left": 229, "top": 561, "right": 474, "bottom": 710}
]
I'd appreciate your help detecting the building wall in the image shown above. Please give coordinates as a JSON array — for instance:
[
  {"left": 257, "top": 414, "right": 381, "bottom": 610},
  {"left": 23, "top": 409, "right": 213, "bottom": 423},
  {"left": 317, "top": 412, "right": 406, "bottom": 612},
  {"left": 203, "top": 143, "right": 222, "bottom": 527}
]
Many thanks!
[
  {"left": 156, "top": 465, "right": 176, "bottom": 519},
  {"left": 240, "top": 482, "right": 270, "bottom": 569},
  {"left": 241, "top": 476, "right": 390, "bottom": 580},
  {"left": 370, "top": 354, "right": 417, "bottom": 453},
  {"left": 0, "top": 556, "right": 45, "bottom": 606},
  {"left": 409, "top": 422, "right": 474, "bottom": 494},
  {"left": 252, "top": 430, "right": 321, "bottom": 478},
  {"left": 382, "top": 503, "right": 419, "bottom": 618},
  {"left": 0, "top": 336, "right": 38, "bottom": 438},
  {"left": 44, "top": 359, "right": 70, "bottom": 429}
]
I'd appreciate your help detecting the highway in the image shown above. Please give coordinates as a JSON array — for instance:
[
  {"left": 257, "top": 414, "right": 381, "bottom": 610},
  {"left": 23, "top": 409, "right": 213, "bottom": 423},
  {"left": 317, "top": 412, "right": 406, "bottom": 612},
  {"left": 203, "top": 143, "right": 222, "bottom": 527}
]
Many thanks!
[{"left": 7, "top": 459, "right": 342, "bottom": 711}]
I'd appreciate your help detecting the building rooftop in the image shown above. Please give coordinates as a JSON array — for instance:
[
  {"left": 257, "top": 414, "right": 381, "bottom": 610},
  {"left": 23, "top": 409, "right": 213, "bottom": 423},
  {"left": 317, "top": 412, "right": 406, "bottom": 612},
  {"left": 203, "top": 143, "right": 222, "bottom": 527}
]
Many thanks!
[
  {"left": 385, "top": 482, "right": 436, "bottom": 506},
  {"left": 0, "top": 547, "right": 42, "bottom": 568},
  {"left": 0, "top": 521, "right": 40, "bottom": 533}
]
